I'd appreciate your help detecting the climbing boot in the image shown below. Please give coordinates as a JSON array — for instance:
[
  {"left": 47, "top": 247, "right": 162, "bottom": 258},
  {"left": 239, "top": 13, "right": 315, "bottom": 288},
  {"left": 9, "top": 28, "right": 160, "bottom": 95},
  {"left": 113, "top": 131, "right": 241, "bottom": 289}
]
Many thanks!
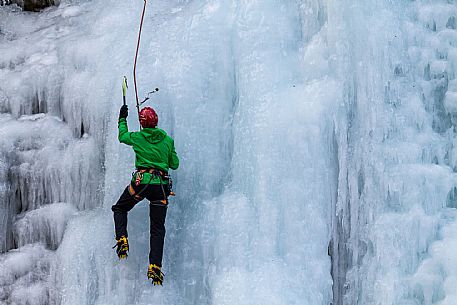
[
  {"left": 113, "top": 236, "right": 129, "bottom": 259},
  {"left": 147, "top": 264, "right": 164, "bottom": 285}
]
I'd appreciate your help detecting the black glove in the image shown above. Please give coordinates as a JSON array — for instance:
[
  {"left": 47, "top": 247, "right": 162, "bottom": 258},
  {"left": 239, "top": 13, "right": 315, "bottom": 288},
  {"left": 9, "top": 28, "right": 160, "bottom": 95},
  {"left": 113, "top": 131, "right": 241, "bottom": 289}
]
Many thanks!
[{"left": 119, "top": 105, "right": 128, "bottom": 119}]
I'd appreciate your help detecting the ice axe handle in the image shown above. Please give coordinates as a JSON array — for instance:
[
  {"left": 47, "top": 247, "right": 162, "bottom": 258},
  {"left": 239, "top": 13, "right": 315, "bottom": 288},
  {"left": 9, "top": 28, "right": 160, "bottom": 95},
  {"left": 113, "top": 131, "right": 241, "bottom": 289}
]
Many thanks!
[{"left": 122, "top": 76, "right": 128, "bottom": 105}]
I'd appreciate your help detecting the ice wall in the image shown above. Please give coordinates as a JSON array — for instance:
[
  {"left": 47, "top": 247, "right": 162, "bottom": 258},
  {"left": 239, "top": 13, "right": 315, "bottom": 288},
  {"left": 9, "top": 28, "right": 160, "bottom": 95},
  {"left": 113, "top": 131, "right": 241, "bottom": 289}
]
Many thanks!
[
  {"left": 0, "top": 3, "right": 109, "bottom": 303},
  {"left": 331, "top": 0, "right": 457, "bottom": 304},
  {"left": 54, "top": 1, "right": 338, "bottom": 304},
  {"left": 2, "top": 0, "right": 457, "bottom": 305}
]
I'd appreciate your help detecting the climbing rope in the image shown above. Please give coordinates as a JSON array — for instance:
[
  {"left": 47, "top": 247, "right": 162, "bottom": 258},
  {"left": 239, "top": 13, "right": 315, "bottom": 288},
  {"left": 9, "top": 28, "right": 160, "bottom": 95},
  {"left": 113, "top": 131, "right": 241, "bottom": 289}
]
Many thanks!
[
  {"left": 133, "top": 0, "right": 148, "bottom": 121},
  {"left": 123, "top": 0, "right": 159, "bottom": 129}
]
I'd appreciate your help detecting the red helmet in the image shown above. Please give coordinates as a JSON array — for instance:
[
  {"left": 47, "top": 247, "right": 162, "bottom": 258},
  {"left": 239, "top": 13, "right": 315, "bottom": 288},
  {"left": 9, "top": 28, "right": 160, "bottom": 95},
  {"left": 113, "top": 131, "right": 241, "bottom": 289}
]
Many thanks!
[{"left": 139, "top": 107, "right": 158, "bottom": 128}]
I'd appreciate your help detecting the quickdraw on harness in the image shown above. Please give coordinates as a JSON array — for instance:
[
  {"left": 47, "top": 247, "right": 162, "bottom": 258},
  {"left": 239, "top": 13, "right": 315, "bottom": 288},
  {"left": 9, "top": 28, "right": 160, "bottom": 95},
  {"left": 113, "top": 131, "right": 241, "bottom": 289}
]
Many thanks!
[{"left": 128, "top": 168, "right": 175, "bottom": 206}]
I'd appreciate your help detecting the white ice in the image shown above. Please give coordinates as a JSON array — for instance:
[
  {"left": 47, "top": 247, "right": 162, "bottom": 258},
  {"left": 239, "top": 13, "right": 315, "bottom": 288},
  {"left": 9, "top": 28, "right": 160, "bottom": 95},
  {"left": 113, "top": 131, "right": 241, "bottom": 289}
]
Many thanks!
[{"left": 1, "top": 0, "right": 457, "bottom": 305}]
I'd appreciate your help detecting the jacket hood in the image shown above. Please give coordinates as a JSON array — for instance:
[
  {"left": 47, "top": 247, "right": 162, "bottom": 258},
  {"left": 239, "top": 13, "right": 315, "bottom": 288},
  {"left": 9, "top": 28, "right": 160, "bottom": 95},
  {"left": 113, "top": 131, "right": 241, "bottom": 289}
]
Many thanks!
[{"left": 141, "top": 128, "right": 167, "bottom": 144}]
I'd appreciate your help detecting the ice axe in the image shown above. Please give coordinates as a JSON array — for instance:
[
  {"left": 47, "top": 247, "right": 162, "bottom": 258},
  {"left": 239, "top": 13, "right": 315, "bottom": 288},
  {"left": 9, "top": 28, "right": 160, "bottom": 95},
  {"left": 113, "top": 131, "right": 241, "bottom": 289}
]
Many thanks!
[{"left": 122, "top": 76, "right": 128, "bottom": 106}]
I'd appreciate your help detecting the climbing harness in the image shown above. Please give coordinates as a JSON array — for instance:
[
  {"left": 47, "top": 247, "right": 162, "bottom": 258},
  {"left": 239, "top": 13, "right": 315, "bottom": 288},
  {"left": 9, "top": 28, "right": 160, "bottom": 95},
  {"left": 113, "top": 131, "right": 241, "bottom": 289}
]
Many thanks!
[
  {"left": 127, "top": 171, "right": 154, "bottom": 201},
  {"left": 127, "top": 168, "right": 174, "bottom": 205}
]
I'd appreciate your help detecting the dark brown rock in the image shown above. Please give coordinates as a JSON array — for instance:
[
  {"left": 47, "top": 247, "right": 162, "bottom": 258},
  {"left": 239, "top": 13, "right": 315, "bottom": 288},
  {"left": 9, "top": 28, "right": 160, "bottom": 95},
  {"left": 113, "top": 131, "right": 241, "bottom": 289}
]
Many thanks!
[{"left": 11, "top": 0, "right": 58, "bottom": 11}]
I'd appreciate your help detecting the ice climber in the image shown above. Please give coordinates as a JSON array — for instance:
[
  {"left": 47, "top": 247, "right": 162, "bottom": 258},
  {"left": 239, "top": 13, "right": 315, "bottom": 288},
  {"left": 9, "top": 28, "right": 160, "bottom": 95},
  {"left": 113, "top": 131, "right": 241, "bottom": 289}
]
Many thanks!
[{"left": 112, "top": 104, "right": 179, "bottom": 286}]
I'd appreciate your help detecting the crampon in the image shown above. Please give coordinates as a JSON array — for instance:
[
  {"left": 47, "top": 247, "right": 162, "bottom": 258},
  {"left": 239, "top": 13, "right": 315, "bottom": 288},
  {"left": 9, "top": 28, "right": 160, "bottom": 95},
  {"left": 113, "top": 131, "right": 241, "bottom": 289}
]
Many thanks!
[
  {"left": 112, "top": 236, "right": 129, "bottom": 259},
  {"left": 147, "top": 264, "right": 164, "bottom": 286}
]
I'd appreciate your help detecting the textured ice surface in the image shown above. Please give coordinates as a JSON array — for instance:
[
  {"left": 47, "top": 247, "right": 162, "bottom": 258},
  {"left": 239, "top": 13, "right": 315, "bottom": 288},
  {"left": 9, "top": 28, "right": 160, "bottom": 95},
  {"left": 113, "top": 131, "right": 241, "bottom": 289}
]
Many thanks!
[
  {"left": 0, "top": 2, "right": 106, "bottom": 304},
  {"left": 331, "top": 1, "right": 457, "bottom": 305},
  {"left": 13, "top": 203, "right": 76, "bottom": 249},
  {"left": 2, "top": 0, "right": 457, "bottom": 305},
  {"left": 0, "top": 244, "right": 55, "bottom": 305}
]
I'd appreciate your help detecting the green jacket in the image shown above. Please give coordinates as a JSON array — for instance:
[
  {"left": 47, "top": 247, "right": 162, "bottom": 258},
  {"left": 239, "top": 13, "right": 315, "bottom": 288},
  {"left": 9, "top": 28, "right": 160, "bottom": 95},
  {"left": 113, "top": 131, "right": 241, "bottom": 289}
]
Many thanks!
[{"left": 118, "top": 118, "right": 179, "bottom": 184}]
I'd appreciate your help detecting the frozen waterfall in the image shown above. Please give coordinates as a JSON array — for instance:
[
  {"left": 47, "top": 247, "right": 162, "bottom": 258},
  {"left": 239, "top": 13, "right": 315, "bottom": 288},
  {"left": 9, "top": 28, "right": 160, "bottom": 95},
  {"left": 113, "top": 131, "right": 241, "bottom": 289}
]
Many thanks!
[{"left": 1, "top": 0, "right": 457, "bottom": 305}]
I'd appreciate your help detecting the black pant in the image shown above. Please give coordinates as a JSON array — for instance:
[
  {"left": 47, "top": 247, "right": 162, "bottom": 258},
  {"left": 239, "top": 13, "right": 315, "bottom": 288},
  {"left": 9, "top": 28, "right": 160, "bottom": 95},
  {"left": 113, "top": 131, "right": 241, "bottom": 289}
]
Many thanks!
[{"left": 112, "top": 183, "right": 169, "bottom": 266}]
